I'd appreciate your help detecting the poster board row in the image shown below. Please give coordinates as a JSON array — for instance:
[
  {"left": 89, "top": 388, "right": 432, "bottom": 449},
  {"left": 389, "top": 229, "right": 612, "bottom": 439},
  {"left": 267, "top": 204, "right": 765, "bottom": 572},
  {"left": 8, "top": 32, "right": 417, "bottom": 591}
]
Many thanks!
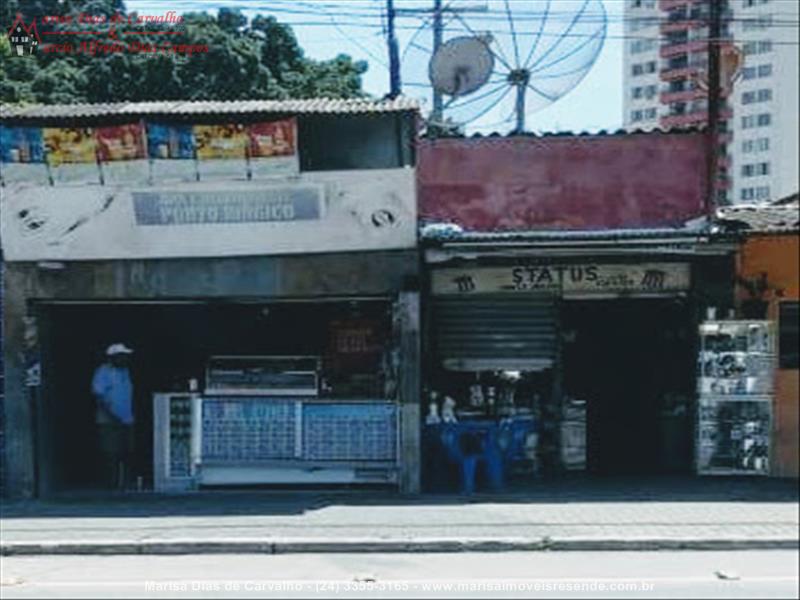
[{"left": 0, "top": 119, "right": 298, "bottom": 184}]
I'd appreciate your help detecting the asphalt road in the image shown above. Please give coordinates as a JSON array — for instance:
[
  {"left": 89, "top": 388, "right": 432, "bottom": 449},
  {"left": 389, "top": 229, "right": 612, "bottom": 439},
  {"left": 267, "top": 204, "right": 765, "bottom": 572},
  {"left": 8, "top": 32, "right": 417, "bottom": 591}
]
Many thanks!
[{"left": 1, "top": 550, "right": 798, "bottom": 599}]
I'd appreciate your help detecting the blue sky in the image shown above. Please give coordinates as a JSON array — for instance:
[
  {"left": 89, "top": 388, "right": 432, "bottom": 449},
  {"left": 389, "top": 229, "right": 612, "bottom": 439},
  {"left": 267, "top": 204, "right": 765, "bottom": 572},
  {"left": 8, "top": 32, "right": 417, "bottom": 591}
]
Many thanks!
[{"left": 126, "top": 0, "right": 624, "bottom": 133}]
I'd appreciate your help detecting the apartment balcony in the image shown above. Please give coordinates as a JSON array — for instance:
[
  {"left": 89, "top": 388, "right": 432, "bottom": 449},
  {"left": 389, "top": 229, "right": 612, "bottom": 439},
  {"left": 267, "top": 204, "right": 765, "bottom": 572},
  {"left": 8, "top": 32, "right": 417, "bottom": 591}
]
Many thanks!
[
  {"left": 660, "top": 88, "right": 706, "bottom": 104},
  {"left": 717, "top": 131, "right": 733, "bottom": 144},
  {"left": 660, "top": 39, "right": 708, "bottom": 59},
  {"left": 714, "top": 175, "right": 733, "bottom": 191},
  {"left": 659, "top": 0, "right": 705, "bottom": 11},
  {"left": 660, "top": 19, "right": 705, "bottom": 34},
  {"left": 660, "top": 66, "right": 701, "bottom": 82},
  {"left": 660, "top": 107, "right": 733, "bottom": 129}
]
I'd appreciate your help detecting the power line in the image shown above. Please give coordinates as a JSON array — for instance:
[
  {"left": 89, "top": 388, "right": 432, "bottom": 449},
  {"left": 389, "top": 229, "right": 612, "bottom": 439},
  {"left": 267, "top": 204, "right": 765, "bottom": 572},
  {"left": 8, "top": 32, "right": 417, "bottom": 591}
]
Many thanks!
[
  {"left": 256, "top": 19, "right": 800, "bottom": 45},
  {"left": 213, "top": 2, "right": 800, "bottom": 24}
]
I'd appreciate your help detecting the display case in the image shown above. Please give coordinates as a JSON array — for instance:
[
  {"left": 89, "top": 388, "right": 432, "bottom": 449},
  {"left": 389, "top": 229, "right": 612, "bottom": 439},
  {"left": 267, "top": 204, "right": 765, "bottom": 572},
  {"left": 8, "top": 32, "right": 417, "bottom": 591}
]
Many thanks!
[
  {"left": 205, "top": 355, "right": 320, "bottom": 396},
  {"left": 154, "top": 354, "right": 400, "bottom": 491},
  {"left": 696, "top": 320, "right": 775, "bottom": 475}
]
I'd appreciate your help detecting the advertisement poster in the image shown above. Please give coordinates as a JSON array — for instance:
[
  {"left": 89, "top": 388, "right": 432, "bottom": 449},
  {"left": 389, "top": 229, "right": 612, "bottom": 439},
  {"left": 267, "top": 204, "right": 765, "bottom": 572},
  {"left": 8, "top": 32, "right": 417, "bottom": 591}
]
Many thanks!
[
  {"left": 0, "top": 126, "right": 48, "bottom": 185},
  {"left": 194, "top": 124, "right": 248, "bottom": 180},
  {"left": 326, "top": 317, "right": 385, "bottom": 380},
  {"left": 43, "top": 127, "right": 100, "bottom": 183},
  {"left": 95, "top": 123, "right": 148, "bottom": 184},
  {"left": 147, "top": 123, "right": 197, "bottom": 182},
  {"left": 248, "top": 118, "right": 299, "bottom": 178}
]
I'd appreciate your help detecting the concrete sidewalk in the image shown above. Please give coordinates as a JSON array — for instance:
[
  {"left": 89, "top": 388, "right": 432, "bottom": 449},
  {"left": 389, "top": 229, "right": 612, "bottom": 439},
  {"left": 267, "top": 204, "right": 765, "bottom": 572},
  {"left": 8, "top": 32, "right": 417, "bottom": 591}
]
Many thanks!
[{"left": 2, "top": 478, "right": 798, "bottom": 555}]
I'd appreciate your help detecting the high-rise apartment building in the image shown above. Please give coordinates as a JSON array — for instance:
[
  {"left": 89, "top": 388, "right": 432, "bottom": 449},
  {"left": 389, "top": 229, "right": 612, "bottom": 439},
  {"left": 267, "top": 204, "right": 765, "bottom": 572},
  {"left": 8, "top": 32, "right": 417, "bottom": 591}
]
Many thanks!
[
  {"left": 623, "top": 0, "right": 664, "bottom": 131},
  {"left": 623, "top": 0, "right": 799, "bottom": 204}
]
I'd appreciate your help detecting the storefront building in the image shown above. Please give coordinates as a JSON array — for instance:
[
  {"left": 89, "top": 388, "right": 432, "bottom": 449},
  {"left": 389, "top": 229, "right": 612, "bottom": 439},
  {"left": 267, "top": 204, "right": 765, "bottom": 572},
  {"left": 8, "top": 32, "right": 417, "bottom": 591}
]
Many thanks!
[
  {"left": 718, "top": 197, "right": 800, "bottom": 478},
  {"left": 0, "top": 98, "right": 421, "bottom": 498},
  {"left": 418, "top": 132, "right": 740, "bottom": 486}
]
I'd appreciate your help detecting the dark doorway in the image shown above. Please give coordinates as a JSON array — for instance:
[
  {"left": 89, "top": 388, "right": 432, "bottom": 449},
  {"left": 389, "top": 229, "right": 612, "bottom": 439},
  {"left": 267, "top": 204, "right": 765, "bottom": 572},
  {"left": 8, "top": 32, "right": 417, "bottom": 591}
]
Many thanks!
[
  {"left": 562, "top": 299, "right": 695, "bottom": 475},
  {"left": 38, "top": 300, "right": 391, "bottom": 494}
]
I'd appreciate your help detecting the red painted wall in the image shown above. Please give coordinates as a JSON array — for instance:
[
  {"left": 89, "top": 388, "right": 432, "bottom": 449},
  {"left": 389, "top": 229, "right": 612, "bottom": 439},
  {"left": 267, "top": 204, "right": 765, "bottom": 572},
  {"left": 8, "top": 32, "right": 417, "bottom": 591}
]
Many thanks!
[{"left": 418, "top": 133, "right": 709, "bottom": 231}]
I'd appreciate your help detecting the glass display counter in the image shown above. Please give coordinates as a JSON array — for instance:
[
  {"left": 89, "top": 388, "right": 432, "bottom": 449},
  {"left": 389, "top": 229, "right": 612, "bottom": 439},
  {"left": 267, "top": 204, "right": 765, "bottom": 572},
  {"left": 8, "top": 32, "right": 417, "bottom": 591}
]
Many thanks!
[{"left": 696, "top": 320, "right": 774, "bottom": 475}]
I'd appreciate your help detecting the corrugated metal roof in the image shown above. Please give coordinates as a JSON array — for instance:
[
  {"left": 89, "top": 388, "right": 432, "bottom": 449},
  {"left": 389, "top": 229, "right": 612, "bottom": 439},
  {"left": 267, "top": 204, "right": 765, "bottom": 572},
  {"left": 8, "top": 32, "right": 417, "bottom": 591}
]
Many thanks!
[
  {"left": 422, "top": 125, "right": 705, "bottom": 140},
  {"left": 0, "top": 97, "right": 420, "bottom": 121},
  {"left": 716, "top": 202, "right": 800, "bottom": 233},
  {"left": 421, "top": 224, "right": 712, "bottom": 244},
  {"left": 771, "top": 192, "right": 799, "bottom": 206}
]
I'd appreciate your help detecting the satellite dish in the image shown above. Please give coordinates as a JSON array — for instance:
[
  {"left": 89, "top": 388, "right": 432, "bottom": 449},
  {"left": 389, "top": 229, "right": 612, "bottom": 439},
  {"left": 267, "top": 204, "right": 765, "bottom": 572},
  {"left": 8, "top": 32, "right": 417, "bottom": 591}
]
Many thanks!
[
  {"left": 429, "top": 36, "right": 495, "bottom": 97},
  {"left": 400, "top": 0, "right": 608, "bottom": 133}
]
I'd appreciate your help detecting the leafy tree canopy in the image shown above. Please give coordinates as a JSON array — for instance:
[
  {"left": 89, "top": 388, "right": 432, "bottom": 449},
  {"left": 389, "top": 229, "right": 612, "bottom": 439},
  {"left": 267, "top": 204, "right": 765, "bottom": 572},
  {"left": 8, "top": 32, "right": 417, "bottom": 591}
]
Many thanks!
[{"left": 1, "top": 0, "right": 369, "bottom": 104}]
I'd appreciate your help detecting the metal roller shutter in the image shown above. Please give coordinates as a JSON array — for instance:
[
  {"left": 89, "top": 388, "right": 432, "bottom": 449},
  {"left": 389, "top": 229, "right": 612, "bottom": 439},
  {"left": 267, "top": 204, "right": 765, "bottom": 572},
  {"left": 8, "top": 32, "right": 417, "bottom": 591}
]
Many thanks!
[{"left": 433, "top": 294, "right": 558, "bottom": 371}]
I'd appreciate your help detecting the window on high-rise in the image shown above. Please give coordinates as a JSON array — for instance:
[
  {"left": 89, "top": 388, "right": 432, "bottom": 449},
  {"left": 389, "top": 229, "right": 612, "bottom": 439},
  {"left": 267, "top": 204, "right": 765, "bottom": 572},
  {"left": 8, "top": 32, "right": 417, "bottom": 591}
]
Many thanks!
[
  {"left": 742, "top": 137, "right": 771, "bottom": 153},
  {"left": 630, "top": 39, "right": 657, "bottom": 54},
  {"left": 742, "top": 15, "right": 773, "bottom": 31},
  {"left": 739, "top": 186, "right": 770, "bottom": 201},
  {"left": 645, "top": 108, "right": 658, "bottom": 120},
  {"left": 742, "top": 89, "right": 773, "bottom": 104},
  {"left": 743, "top": 41, "right": 773, "bottom": 55},
  {"left": 742, "top": 162, "right": 770, "bottom": 177},
  {"left": 742, "top": 113, "right": 772, "bottom": 128},
  {"left": 743, "top": 64, "right": 774, "bottom": 80}
]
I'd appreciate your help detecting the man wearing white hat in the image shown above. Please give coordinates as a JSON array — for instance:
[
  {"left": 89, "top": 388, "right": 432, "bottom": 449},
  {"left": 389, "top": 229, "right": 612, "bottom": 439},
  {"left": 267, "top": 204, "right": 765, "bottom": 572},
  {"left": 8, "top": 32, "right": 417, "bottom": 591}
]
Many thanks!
[{"left": 91, "top": 343, "right": 135, "bottom": 490}]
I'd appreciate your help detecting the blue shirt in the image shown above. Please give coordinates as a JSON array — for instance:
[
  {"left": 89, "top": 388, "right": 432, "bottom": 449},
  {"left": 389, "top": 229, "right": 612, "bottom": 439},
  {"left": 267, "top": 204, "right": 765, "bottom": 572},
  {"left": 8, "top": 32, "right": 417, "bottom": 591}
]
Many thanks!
[{"left": 91, "top": 363, "right": 134, "bottom": 425}]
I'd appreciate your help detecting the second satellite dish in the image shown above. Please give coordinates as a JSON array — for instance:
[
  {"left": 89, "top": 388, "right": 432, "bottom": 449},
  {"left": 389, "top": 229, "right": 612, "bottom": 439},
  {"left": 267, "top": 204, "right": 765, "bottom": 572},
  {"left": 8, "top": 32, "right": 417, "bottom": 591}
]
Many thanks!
[{"left": 428, "top": 36, "right": 494, "bottom": 98}]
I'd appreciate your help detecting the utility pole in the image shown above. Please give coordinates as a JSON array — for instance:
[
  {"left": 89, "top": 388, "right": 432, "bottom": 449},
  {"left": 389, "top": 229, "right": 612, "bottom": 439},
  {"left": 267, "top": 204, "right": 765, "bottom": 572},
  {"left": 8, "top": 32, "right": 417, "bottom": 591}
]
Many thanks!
[
  {"left": 432, "top": 0, "right": 444, "bottom": 122},
  {"left": 387, "top": 0, "right": 402, "bottom": 98},
  {"left": 396, "top": 2, "right": 488, "bottom": 126},
  {"left": 706, "top": 0, "right": 723, "bottom": 213}
]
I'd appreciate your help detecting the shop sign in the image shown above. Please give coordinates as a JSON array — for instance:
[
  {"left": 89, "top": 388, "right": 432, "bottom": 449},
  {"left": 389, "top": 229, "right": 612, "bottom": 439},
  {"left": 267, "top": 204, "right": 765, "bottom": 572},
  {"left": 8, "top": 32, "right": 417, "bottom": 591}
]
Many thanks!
[
  {"left": 432, "top": 263, "right": 691, "bottom": 296},
  {"left": 0, "top": 168, "right": 416, "bottom": 261},
  {"left": 132, "top": 187, "right": 321, "bottom": 225}
]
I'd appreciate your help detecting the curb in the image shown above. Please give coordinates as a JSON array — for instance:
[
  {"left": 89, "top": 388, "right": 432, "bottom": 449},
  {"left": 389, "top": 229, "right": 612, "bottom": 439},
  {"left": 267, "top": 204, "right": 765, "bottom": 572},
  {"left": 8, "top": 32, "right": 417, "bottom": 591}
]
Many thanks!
[{"left": 2, "top": 537, "right": 797, "bottom": 556}]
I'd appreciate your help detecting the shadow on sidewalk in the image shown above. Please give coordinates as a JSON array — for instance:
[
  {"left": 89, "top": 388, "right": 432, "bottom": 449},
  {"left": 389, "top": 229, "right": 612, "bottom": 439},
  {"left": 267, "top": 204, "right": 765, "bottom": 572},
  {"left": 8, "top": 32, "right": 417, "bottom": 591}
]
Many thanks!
[{"left": 2, "top": 475, "right": 797, "bottom": 520}]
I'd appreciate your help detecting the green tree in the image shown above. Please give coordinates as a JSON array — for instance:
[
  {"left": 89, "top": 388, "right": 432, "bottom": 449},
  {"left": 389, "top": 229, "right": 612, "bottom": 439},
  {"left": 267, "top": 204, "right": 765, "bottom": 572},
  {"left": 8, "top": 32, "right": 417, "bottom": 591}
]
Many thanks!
[{"left": 0, "top": 1, "right": 368, "bottom": 104}]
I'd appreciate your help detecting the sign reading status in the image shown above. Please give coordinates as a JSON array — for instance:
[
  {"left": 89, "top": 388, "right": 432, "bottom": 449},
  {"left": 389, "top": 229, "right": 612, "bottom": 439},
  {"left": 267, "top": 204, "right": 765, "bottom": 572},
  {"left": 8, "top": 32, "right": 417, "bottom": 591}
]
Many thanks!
[{"left": 432, "top": 263, "right": 691, "bottom": 296}]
